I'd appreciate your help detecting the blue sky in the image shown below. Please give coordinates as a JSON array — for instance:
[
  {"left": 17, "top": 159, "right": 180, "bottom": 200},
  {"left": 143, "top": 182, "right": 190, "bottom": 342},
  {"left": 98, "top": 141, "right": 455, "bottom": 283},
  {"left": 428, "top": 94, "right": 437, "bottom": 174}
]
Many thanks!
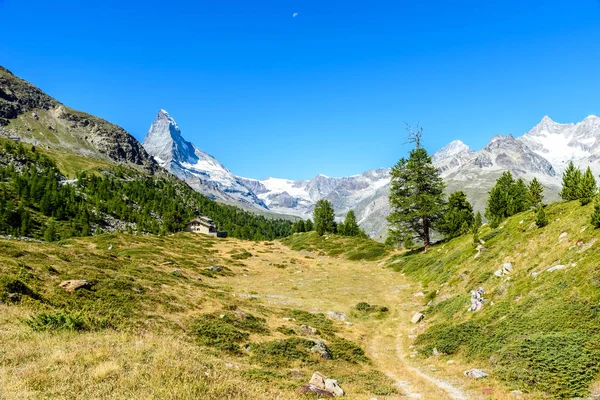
[{"left": 1, "top": 0, "right": 599, "bottom": 180}]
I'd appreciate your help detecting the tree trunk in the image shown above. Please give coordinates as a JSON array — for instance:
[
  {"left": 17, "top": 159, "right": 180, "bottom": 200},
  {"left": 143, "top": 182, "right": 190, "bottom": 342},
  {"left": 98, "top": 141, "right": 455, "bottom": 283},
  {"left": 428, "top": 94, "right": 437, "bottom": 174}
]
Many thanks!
[{"left": 423, "top": 216, "right": 430, "bottom": 251}]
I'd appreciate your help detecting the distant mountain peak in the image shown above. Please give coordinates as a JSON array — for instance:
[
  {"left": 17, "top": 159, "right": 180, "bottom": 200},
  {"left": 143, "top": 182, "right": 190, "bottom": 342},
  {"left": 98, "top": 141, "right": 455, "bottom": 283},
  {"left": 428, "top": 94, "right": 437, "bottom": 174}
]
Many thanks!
[{"left": 142, "top": 111, "right": 268, "bottom": 210}]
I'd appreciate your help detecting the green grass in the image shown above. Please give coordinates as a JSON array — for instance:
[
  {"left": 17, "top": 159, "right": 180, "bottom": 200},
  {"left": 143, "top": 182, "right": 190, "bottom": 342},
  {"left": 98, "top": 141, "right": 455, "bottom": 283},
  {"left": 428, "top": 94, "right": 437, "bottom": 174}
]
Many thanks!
[
  {"left": 388, "top": 200, "right": 600, "bottom": 398},
  {"left": 281, "top": 231, "right": 391, "bottom": 261}
]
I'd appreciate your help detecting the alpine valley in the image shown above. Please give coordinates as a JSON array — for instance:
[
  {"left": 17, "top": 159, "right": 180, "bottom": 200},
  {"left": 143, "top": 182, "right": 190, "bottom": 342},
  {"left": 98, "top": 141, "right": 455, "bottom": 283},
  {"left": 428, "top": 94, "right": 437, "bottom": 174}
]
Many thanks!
[{"left": 141, "top": 109, "right": 600, "bottom": 239}]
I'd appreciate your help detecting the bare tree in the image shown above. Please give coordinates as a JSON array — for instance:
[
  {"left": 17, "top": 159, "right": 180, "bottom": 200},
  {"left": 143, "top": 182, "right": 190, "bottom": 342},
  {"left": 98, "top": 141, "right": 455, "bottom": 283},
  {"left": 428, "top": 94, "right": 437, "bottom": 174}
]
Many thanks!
[{"left": 404, "top": 123, "right": 423, "bottom": 149}]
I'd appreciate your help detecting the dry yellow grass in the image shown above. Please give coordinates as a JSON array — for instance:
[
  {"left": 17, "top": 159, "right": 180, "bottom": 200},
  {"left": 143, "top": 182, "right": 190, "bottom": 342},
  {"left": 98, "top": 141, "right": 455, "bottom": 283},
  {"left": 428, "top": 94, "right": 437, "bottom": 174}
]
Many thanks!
[{"left": 0, "top": 233, "right": 553, "bottom": 399}]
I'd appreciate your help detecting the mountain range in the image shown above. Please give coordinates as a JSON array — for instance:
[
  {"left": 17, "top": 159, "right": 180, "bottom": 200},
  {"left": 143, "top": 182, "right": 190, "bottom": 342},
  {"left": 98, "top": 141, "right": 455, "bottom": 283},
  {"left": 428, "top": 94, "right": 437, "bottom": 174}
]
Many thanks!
[
  {"left": 141, "top": 109, "right": 600, "bottom": 238},
  {"left": 2, "top": 65, "right": 599, "bottom": 240}
]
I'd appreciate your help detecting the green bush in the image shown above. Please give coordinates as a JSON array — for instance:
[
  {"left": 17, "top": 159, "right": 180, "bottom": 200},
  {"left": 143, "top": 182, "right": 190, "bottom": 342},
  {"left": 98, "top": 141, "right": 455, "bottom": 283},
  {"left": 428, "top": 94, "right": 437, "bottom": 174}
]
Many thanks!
[
  {"left": 191, "top": 314, "right": 250, "bottom": 353},
  {"left": 328, "top": 336, "right": 369, "bottom": 364},
  {"left": 24, "top": 310, "right": 93, "bottom": 331},
  {"left": 494, "top": 333, "right": 600, "bottom": 398},
  {"left": 252, "top": 338, "right": 315, "bottom": 367}
]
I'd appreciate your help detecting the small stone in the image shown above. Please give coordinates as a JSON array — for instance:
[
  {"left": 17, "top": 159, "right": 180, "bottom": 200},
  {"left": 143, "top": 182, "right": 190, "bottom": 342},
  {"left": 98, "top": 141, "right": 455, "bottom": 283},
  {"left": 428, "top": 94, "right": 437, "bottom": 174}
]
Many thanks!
[
  {"left": 411, "top": 312, "right": 424, "bottom": 324},
  {"left": 446, "top": 359, "right": 455, "bottom": 365},
  {"left": 464, "top": 368, "right": 488, "bottom": 379},
  {"left": 547, "top": 264, "right": 567, "bottom": 272},
  {"left": 310, "top": 340, "right": 333, "bottom": 360},
  {"left": 326, "top": 311, "right": 347, "bottom": 321},
  {"left": 559, "top": 232, "right": 568, "bottom": 241},
  {"left": 172, "top": 269, "right": 183, "bottom": 276},
  {"left": 59, "top": 280, "right": 91, "bottom": 293},
  {"left": 282, "top": 317, "right": 296, "bottom": 322},
  {"left": 206, "top": 266, "right": 222, "bottom": 272},
  {"left": 432, "top": 348, "right": 441, "bottom": 356},
  {"left": 325, "top": 378, "right": 344, "bottom": 397},
  {"left": 108, "top": 244, "right": 113, "bottom": 250},
  {"left": 300, "top": 324, "right": 318, "bottom": 335},
  {"left": 309, "top": 372, "right": 327, "bottom": 388},
  {"left": 509, "top": 390, "right": 524, "bottom": 398}
]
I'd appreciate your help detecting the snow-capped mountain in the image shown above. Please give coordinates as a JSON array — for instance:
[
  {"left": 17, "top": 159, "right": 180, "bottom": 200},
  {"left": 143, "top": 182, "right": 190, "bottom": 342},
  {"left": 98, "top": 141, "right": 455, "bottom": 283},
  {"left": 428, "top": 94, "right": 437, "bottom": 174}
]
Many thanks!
[
  {"left": 142, "top": 110, "right": 268, "bottom": 210},
  {"left": 238, "top": 169, "right": 391, "bottom": 237},
  {"left": 518, "top": 115, "right": 600, "bottom": 174},
  {"left": 431, "top": 140, "right": 474, "bottom": 174},
  {"left": 142, "top": 112, "right": 599, "bottom": 240}
]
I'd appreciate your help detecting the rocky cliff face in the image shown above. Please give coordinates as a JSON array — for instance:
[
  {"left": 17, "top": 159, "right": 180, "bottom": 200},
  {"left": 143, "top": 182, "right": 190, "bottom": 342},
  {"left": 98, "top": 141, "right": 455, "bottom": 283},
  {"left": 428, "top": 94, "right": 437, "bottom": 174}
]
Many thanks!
[
  {"left": 143, "top": 110, "right": 268, "bottom": 210},
  {"left": 0, "top": 66, "right": 158, "bottom": 172}
]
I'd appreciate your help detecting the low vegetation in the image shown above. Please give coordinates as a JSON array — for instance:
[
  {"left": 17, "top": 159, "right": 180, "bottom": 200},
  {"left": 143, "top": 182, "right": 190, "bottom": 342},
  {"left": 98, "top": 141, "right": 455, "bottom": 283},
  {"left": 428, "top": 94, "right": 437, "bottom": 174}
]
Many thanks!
[
  {"left": 281, "top": 231, "right": 391, "bottom": 261},
  {"left": 389, "top": 200, "right": 600, "bottom": 398},
  {"left": 0, "top": 232, "right": 397, "bottom": 399}
]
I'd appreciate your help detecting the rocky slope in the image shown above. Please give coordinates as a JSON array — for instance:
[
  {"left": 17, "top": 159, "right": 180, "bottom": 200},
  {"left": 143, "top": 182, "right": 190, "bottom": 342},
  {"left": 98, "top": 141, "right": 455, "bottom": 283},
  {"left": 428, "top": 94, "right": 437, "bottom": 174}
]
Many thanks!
[
  {"left": 0, "top": 66, "right": 158, "bottom": 172},
  {"left": 142, "top": 110, "right": 268, "bottom": 210}
]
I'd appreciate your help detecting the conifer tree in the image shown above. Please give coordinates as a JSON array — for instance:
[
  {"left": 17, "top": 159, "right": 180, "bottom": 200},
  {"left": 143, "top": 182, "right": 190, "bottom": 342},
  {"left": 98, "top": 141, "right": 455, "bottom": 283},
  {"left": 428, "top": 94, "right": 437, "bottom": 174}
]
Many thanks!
[
  {"left": 578, "top": 166, "right": 597, "bottom": 206},
  {"left": 342, "top": 210, "right": 361, "bottom": 237},
  {"left": 313, "top": 199, "right": 336, "bottom": 236},
  {"left": 440, "top": 191, "right": 474, "bottom": 238},
  {"left": 527, "top": 178, "right": 544, "bottom": 208},
  {"left": 560, "top": 161, "right": 582, "bottom": 201},
  {"left": 485, "top": 171, "right": 514, "bottom": 224},
  {"left": 44, "top": 219, "right": 57, "bottom": 242},
  {"left": 591, "top": 198, "right": 600, "bottom": 228},
  {"left": 295, "top": 220, "right": 306, "bottom": 233},
  {"left": 508, "top": 178, "right": 529, "bottom": 215},
  {"left": 387, "top": 126, "right": 446, "bottom": 250},
  {"left": 535, "top": 205, "right": 548, "bottom": 228},
  {"left": 305, "top": 219, "right": 314, "bottom": 232}
]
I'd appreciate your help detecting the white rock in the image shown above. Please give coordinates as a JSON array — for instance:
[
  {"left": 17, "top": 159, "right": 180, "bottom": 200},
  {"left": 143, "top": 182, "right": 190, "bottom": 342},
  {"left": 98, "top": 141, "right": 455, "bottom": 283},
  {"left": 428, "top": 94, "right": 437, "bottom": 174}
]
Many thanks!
[
  {"left": 325, "top": 378, "right": 344, "bottom": 397},
  {"left": 464, "top": 368, "right": 488, "bottom": 379},
  {"left": 547, "top": 264, "right": 567, "bottom": 272},
  {"left": 558, "top": 232, "right": 568, "bottom": 241},
  {"left": 411, "top": 313, "right": 424, "bottom": 324}
]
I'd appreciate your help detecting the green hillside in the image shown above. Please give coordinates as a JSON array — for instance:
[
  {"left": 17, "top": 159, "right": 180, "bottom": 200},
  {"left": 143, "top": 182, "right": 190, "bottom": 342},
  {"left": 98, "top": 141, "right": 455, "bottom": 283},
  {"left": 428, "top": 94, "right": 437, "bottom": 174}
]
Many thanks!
[
  {"left": 388, "top": 200, "right": 600, "bottom": 398},
  {"left": 0, "top": 138, "right": 292, "bottom": 241}
]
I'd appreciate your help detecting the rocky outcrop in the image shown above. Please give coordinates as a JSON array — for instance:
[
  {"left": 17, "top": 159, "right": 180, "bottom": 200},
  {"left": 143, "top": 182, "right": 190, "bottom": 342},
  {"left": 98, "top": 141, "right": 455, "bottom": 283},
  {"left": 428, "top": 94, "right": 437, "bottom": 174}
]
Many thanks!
[
  {"left": 299, "top": 372, "right": 344, "bottom": 397},
  {"left": 0, "top": 66, "right": 158, "bottom": 172},
  {"left": 468, "top": 287, "right": 486, "bottom": 312}
]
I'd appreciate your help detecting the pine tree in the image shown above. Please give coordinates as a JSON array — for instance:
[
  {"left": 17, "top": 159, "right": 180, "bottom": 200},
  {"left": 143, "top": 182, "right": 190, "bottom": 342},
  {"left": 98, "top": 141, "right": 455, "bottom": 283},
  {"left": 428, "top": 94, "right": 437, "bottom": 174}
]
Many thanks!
[
  {"left": 472, "top": 211, "right": 482, "bottom": 245},
  {"left": 485, "top": 172, "right": 514, "bottom": 223},
  {"left": 440, "top": 191, "right": 474, "bottom": 239},
  {"left": 508, "top": 178, "right": 529, "bottom": 215},
  {"left": 305, "top": 219, "right": 314, "bottom": 231},
  {"left": 342, "top": 210, "right": 361, "bottom": 236},
  {"left": 535, "top": 205, "right": 548, "bottom": 228},
  {"left": 578, "top": 166, "right": 597, "bottom": 206},
  {"left": 44, "top": 219, "right": 57, "bottom": 242},
  {"left": 313, "top": 199, "right": 335, "bottom": 236},
  {"left": 296, "top": 220, "right": 306, "bottom": 233},
  {"left": 591, "top": 198, "right": 600, "bottom": 228},
  {"left": 387, "top": 127, "right": 446, "bottom": 250},
  {"left": 560, "top": 161, "right": 582, "bottom": 201},
  {"left": 527, "top": 178, "right": 544, "bottom": 208}
]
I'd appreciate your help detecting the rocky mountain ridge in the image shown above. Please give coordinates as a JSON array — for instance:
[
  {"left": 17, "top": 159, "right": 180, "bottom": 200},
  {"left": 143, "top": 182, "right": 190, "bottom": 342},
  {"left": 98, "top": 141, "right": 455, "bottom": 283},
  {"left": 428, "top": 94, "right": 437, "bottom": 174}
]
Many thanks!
[{"left": 0, "top": 66, "right": 158, "bottom": 172}]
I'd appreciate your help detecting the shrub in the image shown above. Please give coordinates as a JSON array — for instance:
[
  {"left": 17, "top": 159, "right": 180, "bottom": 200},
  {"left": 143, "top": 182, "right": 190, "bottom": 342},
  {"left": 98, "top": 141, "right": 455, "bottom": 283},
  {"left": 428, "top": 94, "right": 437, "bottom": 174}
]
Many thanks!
[
  {"left": 494, "top": 333, "right": 600, "bottom": 398},
  {"left": 252, "top": 338, "right": 315, "bottom": 367},
  {"left": 24, "top": 310, "right": 91, "bottom": 331},
  {"left": 328, "top": 336, "right": 369, "bottom": 364},
  {"left": 191, "top": 314, "right": 250, "bottom": 353}
]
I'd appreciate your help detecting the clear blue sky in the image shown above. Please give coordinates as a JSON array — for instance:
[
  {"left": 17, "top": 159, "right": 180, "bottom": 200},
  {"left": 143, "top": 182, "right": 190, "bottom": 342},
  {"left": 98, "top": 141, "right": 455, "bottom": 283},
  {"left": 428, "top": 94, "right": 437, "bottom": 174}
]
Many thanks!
[{"left": 1, "top": 0, "right": 599, "bottom": 180}]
